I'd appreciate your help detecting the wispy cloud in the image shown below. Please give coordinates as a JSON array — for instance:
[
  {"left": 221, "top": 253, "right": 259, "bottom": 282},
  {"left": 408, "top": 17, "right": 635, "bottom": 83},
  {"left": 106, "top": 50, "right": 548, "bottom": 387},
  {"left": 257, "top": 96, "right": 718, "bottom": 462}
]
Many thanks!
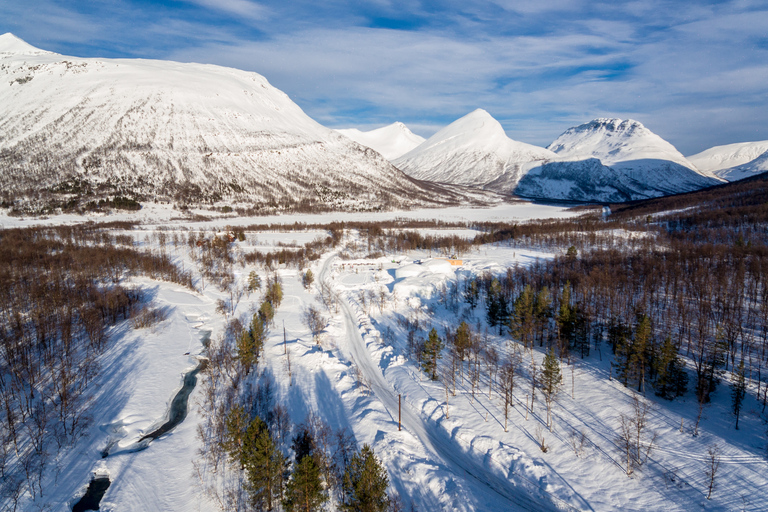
[{"left": 183, "top": 0, "right": 269, "bottom": 21}]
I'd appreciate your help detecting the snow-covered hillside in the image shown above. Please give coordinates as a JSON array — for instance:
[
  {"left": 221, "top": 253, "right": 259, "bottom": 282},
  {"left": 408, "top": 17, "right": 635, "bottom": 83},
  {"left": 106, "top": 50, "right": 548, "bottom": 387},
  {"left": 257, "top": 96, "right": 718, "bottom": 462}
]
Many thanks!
[
  {"left": 393, "top": 109, "right": 555, "bottom": 189},
  {"left": 336, "top": 122, "right": 425, "bottom": 161},
  {"left": 0, "top": 33, "right": 453, "bottom": 211},
  {"left": 687, "top": 141, "right": 768, "bottom": 182}
]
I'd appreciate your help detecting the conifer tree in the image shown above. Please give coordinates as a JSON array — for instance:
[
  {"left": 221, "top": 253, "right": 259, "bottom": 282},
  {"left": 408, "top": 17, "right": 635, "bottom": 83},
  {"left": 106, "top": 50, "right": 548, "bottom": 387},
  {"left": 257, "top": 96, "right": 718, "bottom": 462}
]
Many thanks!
[
  {"left": 540, "top": 347, "right": 562, "bottom": 429},
  {"left": 653, "top": 336, "right": 688, "bottom": 399},
  {"left": 223, "top": 405, "right": 249, "bottom": 466},
  {"left": 557, "top": 283, "right": 575, "bottom": 354},
  {"left": 454, "top": 321, "right": 472, "bottom": 362},
  {"left": 284, "top": 455, "right": 327, "bottom": 512},
  {"left": 237, "top": 328, "right": 258, "bottom": 375},
  {"left": 533, "top": 287, "right": 551, "bottom": 346},
  {"left": 511, "top": 285, "right": 535, "bottom": 347},
  {"left": 343, "top": 444, "right": 389, "bottom": 512},
  {"left": 731, "top": 360, "right": 746, "bottom": 430},
  {"left": 242, "top": 416, "right": 286, "bottom": 510},
  {"left": 630, "top": 315, "right": 652, "bottom": 392},
  {"left": 248, "top": 271, "right": 262, "bottom": 295},
  {"left": 464, "top": 278, "right": 479, "bottom": 309},
  {"left": 421, "top": 328, "right": 444, "bottom": 380}
]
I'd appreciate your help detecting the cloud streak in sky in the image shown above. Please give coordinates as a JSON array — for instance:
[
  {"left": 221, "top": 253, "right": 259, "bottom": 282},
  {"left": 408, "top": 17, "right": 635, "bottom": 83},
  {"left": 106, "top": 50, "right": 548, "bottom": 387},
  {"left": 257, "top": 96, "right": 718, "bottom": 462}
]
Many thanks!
[{"left": 0, "top": 0, "right": 767, "bottom": 153}]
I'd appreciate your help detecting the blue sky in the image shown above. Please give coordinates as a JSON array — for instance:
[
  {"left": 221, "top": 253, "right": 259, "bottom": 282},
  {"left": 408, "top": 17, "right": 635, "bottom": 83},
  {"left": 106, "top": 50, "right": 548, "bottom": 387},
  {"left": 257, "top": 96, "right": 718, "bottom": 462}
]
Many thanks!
[{"left": 1, "top": 0, "right": 767, "bottom": 154}]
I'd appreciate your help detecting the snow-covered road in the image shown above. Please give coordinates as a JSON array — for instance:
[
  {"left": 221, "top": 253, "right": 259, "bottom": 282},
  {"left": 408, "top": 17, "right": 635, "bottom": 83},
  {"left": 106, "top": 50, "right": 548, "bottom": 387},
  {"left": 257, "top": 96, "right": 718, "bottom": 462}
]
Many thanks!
[{"left": 320, "top": 255, "right": 564, "bottom": 511}]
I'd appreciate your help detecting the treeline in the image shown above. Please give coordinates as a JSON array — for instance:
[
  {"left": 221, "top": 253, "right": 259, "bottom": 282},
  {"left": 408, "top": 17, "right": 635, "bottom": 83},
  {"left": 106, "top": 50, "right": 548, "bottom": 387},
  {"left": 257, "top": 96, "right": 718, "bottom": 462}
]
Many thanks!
[{"left": 0, "top": 225, "right": 193, "bottom": 504}]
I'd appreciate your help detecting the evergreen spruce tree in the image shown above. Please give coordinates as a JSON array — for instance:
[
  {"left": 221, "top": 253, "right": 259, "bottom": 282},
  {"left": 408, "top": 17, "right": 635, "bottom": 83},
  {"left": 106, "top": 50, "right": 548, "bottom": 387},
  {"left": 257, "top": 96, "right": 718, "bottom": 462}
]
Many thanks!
[
  {"left": 609, "top": 317, "right": 631, "bottom": 385},
  {"left": 284, "top": 455, "right": 327, "bottom": 512},
  {"left": 237, "top": 328, "right": 258, "bottom": 375},
  {"left": 454, "top": 321, "right": 472, "bottom": 361},
  {"left": 421, "top": 328, "right": 444, "bottom": 380},
  {"left": 556, "top": 283, "right": 575, "bottom": 354},
  {"left": 259, "top": 300, "right": 276, "bottom": 325},
  {"left": 533, "top": 287, "right": 551, "bottom": 346},
  {"left": 630, "top": 315, "right": 652, "bottom": 392},
  {"left": 223, "top": 404, "right": 249, "bottom": 466},
  {"left": 464, "top": 278, "right": 479, "bottom": 309},
  {"left": 511, "top": 285, "right": 535, "bottom": 347},
  {"left": 731, "top": 360, "right": 746, "bottom": 430},
  {"left": 248, "top": 271, "right": 262, "bottom": 295},
  {"left": 243, "top": 416, "right": 286, "bottom": 510},
  {"left": 653, "top": 336, "right": 688, "bottom": 399},
  {"left": 486, "top": 282, "right": 501, "bottom": 330},
  {"left": 250, "top": 313, "right": 268, "bottom": 356},
  {"left": 343, "top": 444, "right": 390, "bottom": 512},
  {"left": 540, "top": 347, "right": 561, "bottom": 429}
]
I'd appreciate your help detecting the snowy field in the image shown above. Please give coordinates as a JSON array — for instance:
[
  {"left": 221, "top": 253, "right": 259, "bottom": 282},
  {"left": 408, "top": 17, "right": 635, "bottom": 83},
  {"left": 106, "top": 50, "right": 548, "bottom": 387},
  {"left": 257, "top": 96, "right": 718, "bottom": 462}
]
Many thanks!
[
  {"left": 0, "top": 200, "right": 578, "bottom": 230},
  {"left": 7, "top": 202, "right": 767, "bottom": 512}
]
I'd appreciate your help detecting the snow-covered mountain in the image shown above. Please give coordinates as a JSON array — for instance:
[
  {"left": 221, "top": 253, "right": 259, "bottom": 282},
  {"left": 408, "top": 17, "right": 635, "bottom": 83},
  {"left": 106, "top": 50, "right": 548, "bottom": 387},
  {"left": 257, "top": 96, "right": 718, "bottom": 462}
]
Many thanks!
[
  {"left": 0, "top": 33, "right": 454, "bottom": 211},
  {"left": 393, "top": 112, "right": 721, "bottom": 202},
  {"left": 336, "top": 122, "right": 425, "bottom": 161},
  {"left": 393, "top": 109, "right": 555, "bottom": 189},
  {"left": 687, "top": 141, "right": 768, "bottom": 182},
  {"left": 527, "top": 118, "right": 723, "bottom": 201}
]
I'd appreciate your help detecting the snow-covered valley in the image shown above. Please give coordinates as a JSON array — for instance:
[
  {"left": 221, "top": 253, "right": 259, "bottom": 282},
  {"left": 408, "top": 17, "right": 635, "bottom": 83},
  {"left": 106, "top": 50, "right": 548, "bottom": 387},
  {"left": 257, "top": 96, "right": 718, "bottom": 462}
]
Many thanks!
[{"left": 2, "top": 201, "right": 767, "bottom": 512}]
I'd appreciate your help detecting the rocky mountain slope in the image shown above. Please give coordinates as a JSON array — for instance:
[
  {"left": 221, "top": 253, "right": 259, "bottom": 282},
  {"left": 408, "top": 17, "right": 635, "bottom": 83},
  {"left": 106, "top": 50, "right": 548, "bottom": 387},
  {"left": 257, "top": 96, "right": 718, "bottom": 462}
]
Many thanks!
[
  {"left": 336, "top": 122, "right": 425, "bottom": 161},
  {"left": 0, "top": 33, "right": 458, "bottom": 212}
]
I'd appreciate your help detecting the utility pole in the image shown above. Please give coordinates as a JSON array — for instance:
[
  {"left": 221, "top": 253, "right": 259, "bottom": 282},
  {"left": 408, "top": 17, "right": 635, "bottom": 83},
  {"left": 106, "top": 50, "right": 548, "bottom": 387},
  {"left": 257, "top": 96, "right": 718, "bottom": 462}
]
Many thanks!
[{"left": 398, "top": 394, "right": 401, "bottom": 431}]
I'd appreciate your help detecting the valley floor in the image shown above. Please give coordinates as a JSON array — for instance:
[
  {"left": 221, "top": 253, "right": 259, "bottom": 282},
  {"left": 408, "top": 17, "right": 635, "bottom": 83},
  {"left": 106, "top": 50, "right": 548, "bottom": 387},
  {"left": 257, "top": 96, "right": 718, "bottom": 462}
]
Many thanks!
[{"left": 7, "top": 203, "right": 768, "bottom": 512}]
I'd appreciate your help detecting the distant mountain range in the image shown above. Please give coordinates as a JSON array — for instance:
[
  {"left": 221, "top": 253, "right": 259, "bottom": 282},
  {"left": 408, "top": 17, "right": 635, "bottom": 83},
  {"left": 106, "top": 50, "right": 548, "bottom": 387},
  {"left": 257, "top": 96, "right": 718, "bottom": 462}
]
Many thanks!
[
  {"left": 2, "top": 32, "right": 764, "bottom": 209},
  {"left": 393, "top": 114, "right": 723, "bottom": 202},
  {"left": 0, "top": 33, "right": 463, "bottom": 212}
]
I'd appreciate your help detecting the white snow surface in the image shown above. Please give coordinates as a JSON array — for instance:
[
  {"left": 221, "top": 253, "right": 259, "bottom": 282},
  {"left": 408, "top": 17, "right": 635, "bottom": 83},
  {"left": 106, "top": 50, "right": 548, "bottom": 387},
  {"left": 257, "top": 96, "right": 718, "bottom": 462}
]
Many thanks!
[
  {"left": 687, "top": 141, "right": 768, "bottom": 182},
  {"left": 0, "top": 34, "right": 439, "bottom": 209},
  {"left": 336, "top": 122, "right": 425, "bottom": 161},
  {"left": 394, "top": 109, "right": 555, "bottom": 189}
]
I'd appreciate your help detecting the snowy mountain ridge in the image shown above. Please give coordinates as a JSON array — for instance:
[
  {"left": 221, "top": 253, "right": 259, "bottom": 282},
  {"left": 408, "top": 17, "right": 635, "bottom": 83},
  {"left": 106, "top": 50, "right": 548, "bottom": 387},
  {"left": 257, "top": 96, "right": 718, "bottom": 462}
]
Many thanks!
[
  {"left": 687, "top": 141, "right": 768, "bottom": 182},
  {"left": 0, "top": 33, "right": 458, "bottom": 211},
  {"left": 336, "top": 122, "right": 425, "bottom": 161}
]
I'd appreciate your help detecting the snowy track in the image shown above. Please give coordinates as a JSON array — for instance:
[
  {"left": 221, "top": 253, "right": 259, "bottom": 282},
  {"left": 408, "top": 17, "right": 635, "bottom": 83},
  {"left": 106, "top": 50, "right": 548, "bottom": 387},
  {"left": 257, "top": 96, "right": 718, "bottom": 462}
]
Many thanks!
[{"left": 321, "top": 255, "right": 566, "bottom": 511}]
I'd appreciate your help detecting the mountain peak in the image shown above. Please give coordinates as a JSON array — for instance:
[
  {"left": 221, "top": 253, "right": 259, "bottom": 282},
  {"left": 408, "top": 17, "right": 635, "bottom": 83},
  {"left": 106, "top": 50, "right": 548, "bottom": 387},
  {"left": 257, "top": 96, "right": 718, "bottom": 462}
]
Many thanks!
[
  {"left": 548, "top": 117, "right": 697, "bottom": 169},
  {"left": 0, "top": 33, "right": 49, "bottom": 55},
  {"left": 335, "top": 122, "right": 425, "bottom": 160}
]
